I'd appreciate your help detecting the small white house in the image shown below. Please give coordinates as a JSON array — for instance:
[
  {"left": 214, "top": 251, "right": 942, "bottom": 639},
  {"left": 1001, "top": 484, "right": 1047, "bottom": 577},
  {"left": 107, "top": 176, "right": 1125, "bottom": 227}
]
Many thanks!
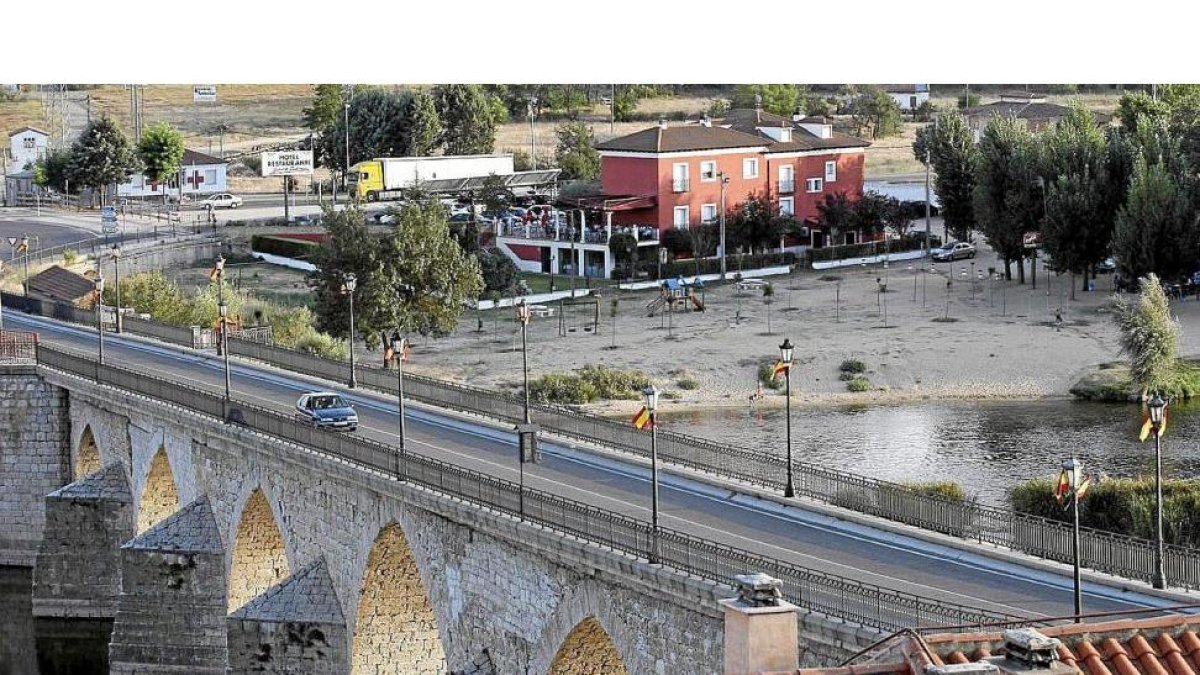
[
  {"left": 118, "top": 148, "right": 228, "bottom": 198},
  {"left": 7, "top": 126, "right": 50, "bottom": 172},
  {"left": 885, "top": 85, "right": 930, "bottom": 112}
]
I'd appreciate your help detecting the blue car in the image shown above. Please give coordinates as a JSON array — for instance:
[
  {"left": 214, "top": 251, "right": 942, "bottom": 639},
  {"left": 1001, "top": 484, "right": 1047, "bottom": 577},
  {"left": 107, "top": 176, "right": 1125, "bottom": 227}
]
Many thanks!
[{"left": 295, "top": 392, "right": 358, "bottom": 432}]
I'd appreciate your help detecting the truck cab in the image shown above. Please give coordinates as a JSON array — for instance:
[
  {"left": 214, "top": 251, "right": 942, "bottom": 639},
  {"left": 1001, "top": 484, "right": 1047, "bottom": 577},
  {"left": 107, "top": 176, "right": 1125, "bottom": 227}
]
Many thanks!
[{"left": 347, "top": 161, "right": 383, "bottom": 201}]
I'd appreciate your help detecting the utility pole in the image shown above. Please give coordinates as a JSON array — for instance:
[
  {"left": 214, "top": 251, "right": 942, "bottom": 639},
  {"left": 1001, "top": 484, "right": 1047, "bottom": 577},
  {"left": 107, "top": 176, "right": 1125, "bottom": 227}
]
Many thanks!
[
  {"left": 610, "top": 84, "right": 615, "bottom": 135},
  {"left": 528, "top": 96, "right": 537, "bottom": 170},
  {"left": 718, "top": 172, "right": 729, "bottom": 278},
  {"left": 924, "top": 147, "right": 932, "bottom": 257}
]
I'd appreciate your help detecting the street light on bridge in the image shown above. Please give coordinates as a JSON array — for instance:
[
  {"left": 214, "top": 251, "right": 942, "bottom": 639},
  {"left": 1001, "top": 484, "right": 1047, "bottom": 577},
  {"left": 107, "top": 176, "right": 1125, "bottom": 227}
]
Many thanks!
[
  {"left": 779, "top": 338, "right": 795, "bottom": 499},
  {"left": 344, "top": 273, "right": 357, "bottom": 389},
  {"left": 1149, "top": 392, "right": 1168, "bottom": 590},
  {"left": 391, "top": 330, "right": 408, "bottom": 482},
  {"left": 95, "top": 275, "right": 105, "bottom": 364},
  {"left": 111, "top": 244, "right": 122, "bottom": 333},
  {"left": 515, "top": 300, "right": 539, "bottom": 520},
  {"left": 644, "top": 383, "right": 661, "bottom": 564},
  {"left": 219, "top": 298, "right": 232, "bottom": 422}
]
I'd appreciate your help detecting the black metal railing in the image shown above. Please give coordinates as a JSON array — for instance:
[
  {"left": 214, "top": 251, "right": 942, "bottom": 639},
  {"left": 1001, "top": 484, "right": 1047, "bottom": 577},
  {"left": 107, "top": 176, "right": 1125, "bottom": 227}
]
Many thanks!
[
  {"left": 34, "top": 342, "right": 1019, "bottom": 631},
  {"left": 0, "top": 330, "right": 38, "bottom": 362},
  {"left": 779, "top": 179, "right": 795, "bottom": 194},
  {"left": 14, "top": 289, "right": 1200, "bottom": 589}
]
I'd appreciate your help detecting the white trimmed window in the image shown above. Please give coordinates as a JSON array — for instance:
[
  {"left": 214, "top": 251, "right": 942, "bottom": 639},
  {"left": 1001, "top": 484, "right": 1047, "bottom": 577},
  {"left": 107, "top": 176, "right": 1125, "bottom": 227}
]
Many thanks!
[
  {"left": 673, "top": 206, "right": 690, "bottom": 228},
  {"left": 742, "top": 158, "right": 759, "bottom": 179},
  {"left": 825, "top": 160, "right": 837, "bottom": 182},
  {"left": 779, "top": 197, "right": 794, "bottom": 217},
  {"left": 701, "top": 203, "right": 717, "bottom": 223},
  {"left": 700, "top": 160, "right": 717, "bottom": 181},
  {"left": 204, "top": 169, "right": 218, "bottom": 185},
  {"left": 806, "top": 178, "right": 824, "bottom": 193}
]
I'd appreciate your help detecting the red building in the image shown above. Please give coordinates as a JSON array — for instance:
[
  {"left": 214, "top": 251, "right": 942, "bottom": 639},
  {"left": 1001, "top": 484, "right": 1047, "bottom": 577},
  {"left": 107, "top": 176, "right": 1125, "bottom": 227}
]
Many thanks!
[
  {"left": 493, "top": 109, "right": 870, "bottom": 279},
  {"left": 596, "top": 109, "right": 870, "bottom": 248}
]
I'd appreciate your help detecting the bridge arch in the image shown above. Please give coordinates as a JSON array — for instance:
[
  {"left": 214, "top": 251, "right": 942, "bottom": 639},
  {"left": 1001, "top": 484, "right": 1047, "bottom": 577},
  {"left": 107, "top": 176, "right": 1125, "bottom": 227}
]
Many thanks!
[
  {"left": 136, "top": 446, "right": 180, "bottom": 533},
  {"left": 74, "top": 425, "right": 101, "bottom": 479},
  {"left": 351, "top": 521, "right": 447, "bottom": 675},
  {"left": 547, "top": 616, "right": 630, "bottom": 675},
  {"left": 227, "top": 486, "right": 292, "bottom": 612}
]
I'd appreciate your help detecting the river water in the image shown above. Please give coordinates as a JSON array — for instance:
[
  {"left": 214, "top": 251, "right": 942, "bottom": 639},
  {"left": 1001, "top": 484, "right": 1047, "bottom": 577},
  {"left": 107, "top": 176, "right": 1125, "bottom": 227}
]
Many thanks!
[
  {"left": 0, "top": 567, "right": 111, "bottom": 675},
  {"left": 659, "top": 398, "right": 1200, "bottom": 507}
]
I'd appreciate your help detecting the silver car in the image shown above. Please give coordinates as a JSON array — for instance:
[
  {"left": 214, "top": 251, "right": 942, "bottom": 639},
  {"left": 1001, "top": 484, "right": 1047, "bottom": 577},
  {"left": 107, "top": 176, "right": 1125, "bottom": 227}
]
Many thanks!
[
  {"left": 295, "top": 392, "right": 358, "bottom": 431},
  {"left": 932, "top": 241, "right": 976, "bottom": 262},
  {"left": 203, "top": 193, "right": 243, "bottom": 209}
]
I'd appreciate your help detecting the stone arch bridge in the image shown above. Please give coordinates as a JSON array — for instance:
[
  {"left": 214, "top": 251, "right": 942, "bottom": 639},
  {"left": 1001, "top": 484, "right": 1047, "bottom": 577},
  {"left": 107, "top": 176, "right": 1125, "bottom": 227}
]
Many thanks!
[{"left": 1, "top": 359, "right": 876, "bottom": 673}]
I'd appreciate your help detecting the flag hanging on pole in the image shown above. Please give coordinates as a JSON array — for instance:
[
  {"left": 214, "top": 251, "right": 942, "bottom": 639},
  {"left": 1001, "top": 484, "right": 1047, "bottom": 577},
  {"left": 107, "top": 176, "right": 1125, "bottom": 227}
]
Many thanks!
[
  {"left": 771, "top": 360, "right": 789, "bottom": 379},
  {"left": 1054, "top": 468, "right": 1071, "bottom": 505},
  {"left": 1075, "top": 473, "right": 1094, "bottom": 501},
  {"left": 1139, "top": 412, "right": 1167, "bottom": 442},
  {"left": 632, "top": 406, "right": 652, "bottom": 430},
  {"left": 16, "top": 240, "right": 28, "bottom": 254}
]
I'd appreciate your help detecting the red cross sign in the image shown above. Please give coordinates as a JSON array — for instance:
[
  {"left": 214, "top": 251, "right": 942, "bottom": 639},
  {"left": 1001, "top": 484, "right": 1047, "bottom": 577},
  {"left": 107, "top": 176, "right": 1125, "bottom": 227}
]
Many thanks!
[{"left": 187, "top": 171, "right": 204, "bottom": 189}]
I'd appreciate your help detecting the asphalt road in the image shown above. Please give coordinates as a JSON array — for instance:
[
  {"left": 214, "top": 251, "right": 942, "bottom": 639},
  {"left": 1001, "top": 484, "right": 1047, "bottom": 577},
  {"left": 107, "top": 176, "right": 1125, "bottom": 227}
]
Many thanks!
[{"left": 8, "top": 311, "right": 1181, "bottom": 624}]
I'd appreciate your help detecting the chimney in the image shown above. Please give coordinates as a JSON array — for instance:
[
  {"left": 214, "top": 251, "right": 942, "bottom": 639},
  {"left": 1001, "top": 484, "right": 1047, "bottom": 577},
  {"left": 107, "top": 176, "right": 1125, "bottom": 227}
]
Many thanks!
[
  {"left": 985, "top": 629, "right": 1075, "bottom": 675},
  {"left": 793, "top": 106, "right": 804, "bottom": 123},
  {"left": 720, "top": 573, "right": 798, "bottom": 675},
  {"left": 926, "top": 664, "right": 1000, "bottom": 675},
  {"left": 754, "top": 93, "right": 762, "bottom": 123}
]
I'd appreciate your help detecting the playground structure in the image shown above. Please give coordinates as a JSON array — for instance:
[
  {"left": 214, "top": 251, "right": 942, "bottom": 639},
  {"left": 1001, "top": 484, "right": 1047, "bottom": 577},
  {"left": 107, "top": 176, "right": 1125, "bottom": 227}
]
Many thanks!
[
  {"left": 646, "top": 277, "right": 706, "bottom": 317},
  {"left": 557, "top": 294, "right": 603, "bottom": 336}
]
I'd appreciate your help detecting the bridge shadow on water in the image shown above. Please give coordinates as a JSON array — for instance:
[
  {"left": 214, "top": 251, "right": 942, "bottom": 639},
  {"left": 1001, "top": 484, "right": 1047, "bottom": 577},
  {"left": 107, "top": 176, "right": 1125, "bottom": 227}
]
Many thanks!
[{"left": 1, "top": 566, "right": 111, "bottom": 675}]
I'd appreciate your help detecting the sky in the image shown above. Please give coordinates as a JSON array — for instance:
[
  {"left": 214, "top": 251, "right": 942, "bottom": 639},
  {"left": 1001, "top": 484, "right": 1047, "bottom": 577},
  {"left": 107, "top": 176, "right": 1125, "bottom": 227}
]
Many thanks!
[{"left": 18, "top": 0, "right": 1200, "bottom": 85}]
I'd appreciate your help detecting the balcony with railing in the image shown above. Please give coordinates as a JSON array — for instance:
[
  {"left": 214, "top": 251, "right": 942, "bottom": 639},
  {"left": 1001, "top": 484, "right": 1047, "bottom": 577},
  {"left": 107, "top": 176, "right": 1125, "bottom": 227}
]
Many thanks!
[
  {"left": 672, "top": 178, "right": 690, "bottom": 193},
  {"left": 497, "top": 221, "right": 659, "bottom": 244},
  {"left": 778, "top": 178, "right": 795, "bottom": 194}
]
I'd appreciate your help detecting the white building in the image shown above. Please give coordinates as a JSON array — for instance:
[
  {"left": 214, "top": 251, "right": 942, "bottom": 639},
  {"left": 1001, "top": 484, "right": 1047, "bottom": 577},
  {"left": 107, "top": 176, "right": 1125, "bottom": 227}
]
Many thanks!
[
  {"left": 118, "top": 148, "right": 228, "bottom": 198},
  {"left": 885, "top": 85, "right": 930, "bottom": 112},
  {"left": 7, "top": 126, "right": 50, "bottom": 172}
]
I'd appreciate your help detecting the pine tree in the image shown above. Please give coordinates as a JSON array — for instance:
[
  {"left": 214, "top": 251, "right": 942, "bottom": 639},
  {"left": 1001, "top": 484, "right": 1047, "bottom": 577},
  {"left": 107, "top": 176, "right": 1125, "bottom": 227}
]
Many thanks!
[{"left": 434, "top": 84, "right": 497, "bottom": 155}]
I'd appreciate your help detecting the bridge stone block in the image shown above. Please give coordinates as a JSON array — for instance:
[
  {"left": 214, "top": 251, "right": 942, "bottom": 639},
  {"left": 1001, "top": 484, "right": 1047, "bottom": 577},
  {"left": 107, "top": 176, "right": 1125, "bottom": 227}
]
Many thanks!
[
  {"left": 33, "top": 462, "right": 134, "bottom": 618},
  {"left": 108, "top": 495, "right": 228, "bottom": 675},
  {"left": 227, "top": 557, "right": 347, "bottom": 674},
  {"left": 0, "top": 366, "right": 70, "bottom": 566}
]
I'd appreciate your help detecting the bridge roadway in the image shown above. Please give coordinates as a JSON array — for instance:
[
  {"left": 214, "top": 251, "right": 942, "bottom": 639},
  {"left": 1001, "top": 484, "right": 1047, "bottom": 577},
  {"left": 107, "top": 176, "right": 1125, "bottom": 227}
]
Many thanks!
[{"left": 10, "top": 311, "right": 1177, "bottom": 622}]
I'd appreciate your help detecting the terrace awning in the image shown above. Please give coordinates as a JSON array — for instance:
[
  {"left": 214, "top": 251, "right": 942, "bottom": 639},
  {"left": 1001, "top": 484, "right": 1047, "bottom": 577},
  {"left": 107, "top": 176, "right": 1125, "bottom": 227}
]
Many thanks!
[{"left": 418, "top": 169, "right": 561, "bottom": 194}]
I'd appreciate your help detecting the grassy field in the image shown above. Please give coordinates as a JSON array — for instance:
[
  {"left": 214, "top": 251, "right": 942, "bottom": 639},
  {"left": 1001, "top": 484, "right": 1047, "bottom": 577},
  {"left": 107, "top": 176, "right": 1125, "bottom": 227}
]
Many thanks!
[
  {"left": 0, "top": 96, "right": 47, "bottom": 154},
  {"left": 167, "top": 261, "right": 314, "bottom": 308}
]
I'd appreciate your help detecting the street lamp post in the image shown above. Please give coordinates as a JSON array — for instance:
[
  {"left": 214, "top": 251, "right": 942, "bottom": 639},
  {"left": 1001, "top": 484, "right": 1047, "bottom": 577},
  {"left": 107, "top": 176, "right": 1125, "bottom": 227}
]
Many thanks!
[
  {"left": 780, "top": 339, "right": 795, "bottom": 498},
  {"left": 718, "top": 172, "right": 729, "bottom": 278},
  {"left": 219, "top": 298, "right": 232, "bottom": 422},
  {"left": 1149, "top": 392, "right": 1168, "bottom": 589},
  {"left": 95, "top": 276, "right": 105, "bottom": 364},
  {"left": 644, "top": 384, "right": 661, "bottom": 564},
  {"left": 515, "top": 301, "right": 538, "bottom": 519},
  {"left": 214, "top": 255, "right": 226, "bottom": 356},
  {"left": 1062, "top": 456, "right": 1085, "bottom": 622},
  {"left": 22, "top": 236, "right": 30, "bottom": 296},
  {"left": 391, "top": 330, "right": 408, "bottom": 482},
  {"left": 344, "top": 102, "right": 351, "bottom": 201},
  {"left": 111, "top": 245, "right": 122, "bottom": 333},
  {"left": 344, "top": 273, "right": 358, "bottom": 388}
]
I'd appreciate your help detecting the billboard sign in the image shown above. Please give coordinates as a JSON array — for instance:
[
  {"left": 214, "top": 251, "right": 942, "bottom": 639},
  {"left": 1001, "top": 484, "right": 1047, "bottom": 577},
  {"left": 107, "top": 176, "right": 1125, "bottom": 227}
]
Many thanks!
[
  {"left": 261, "top": 150, "right": 314, "bottom": 177},
  {"left": 193, "top": 85, "right": 217, "bottom": 103}
]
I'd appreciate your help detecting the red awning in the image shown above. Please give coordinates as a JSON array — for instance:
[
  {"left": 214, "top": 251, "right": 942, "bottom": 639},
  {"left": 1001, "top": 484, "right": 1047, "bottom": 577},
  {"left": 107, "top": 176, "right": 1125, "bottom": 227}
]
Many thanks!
[{"left": 562, "top": 194, "right": 657, "bottom": 212}]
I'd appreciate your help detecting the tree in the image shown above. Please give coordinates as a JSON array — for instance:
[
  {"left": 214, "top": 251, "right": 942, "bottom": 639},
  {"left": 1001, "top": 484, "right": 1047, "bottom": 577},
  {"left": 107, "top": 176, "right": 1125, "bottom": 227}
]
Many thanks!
[
  {"left": 1113, "top": 273, "right": 1179, "bottom": 397},
  {"left": 475, "top": 251, "right": 518, "bottom": 297},
  {"left": 661, "top": 228, "right": 693, "bottom": 257},
  {"left": 815, "top": 192, "right": 855, "bottom": 245},
  {"left": 68, "top": 115, "right": 137, "bottom": 202},
  {"left": 320, "top": 88, "right": 412, "bottom": 173},
  {"left": 731, "top": 85, "right": 806, "bottom": 117},
  {"left": 848, "top": 86, "right": 903, "bottom": 139},
  {"left": 403, "top": 89, "right": 442, "bottom": 157},
  {"left": 1115, "top": 92, "right": 1170, "bottom": 133},
  {"left": 34, "top": 149, "right": 73, "bottom": 193},
  {"left": 1112, "top": 156, "right": 1199, "bottom": 284},
  {"left": 388, "top": 201, "right": 484, "bottom": 336},
  {"left": 434, "top": 84, "right": 497, "bottom": 155},
  {"left": 849, "top": 191, "right": 891, "bottom": 241},
  {"left": 554, "top": 121, "right": 600, "bottom": 181},
  {"left": 913, "top": 111, "right": 977, "bottom": 242},
  {"left": 303, "top": 84, "right": 344, "bottom": 134},
  {"left": 612, "top": 87, "right": 639, "bottom": 122},
  {"left": 138, "top": 121, "right": 185, "bottom": 199},
  {"left": 476, "top": 173, "right": 511, "bottom": 214},
  {"left": 728, "top": 193, "right": 788, "bottom": 253},
  {"left": 1040, "top": 104, "right": 1115, "bottom": 294},
  {"left": 972, "top": 115, "right": 1040, "bottom": 282}
]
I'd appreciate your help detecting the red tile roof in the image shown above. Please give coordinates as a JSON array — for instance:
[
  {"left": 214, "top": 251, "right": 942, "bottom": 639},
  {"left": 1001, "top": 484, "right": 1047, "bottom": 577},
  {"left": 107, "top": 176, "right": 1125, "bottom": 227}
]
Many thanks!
[
  {"left": 781, "top": 615, "right": 1200, "bottom": 675},
  {"left": 27, "top": 265, "right": 96, "bottom": 304},
  {"left": 595, "top": 125, "right": 767, "bottom": 153}
]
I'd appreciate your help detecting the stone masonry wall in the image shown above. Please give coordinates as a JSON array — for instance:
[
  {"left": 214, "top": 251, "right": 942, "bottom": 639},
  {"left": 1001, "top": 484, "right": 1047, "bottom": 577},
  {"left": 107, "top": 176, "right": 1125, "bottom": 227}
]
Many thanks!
[{"left": 0, "top": 367, "right": 70, "bottom": 566}]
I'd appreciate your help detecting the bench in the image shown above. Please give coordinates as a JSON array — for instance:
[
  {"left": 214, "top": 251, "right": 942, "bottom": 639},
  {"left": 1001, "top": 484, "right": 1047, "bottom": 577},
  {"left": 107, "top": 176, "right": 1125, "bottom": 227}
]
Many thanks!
[
  {"left": 736, "top": 278, "right": 765, "bottom": 292},
  {"left": 528, "top": 304, "right": 555, "bottom": 318}
]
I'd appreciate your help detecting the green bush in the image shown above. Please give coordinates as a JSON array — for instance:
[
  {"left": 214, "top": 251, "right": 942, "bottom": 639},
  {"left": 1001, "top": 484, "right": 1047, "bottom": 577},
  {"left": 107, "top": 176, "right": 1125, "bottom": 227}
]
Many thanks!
[
  {"left": 528, "top": 366, "right": 649, "bottom": 405},
  {"left": 291, "top": 330, "right": 349, "bottom": 361},
  {"left": 846, "top": 376, "right": 871, "bottom": 392},
  {"left": 840, "top": 359, "right": 866, "bottom": 374},
  {"left": 1009, "top": 476, "right": 1200, "bottom": 547},
  {"left": 757, "top": 359, "right": 784, "bottom": 389},
  {"left": 62, "top": 248, "right": 78, "bottom": 266},
  {"left": 899, "top": 481, "right": 967, "bottom": 503},
  {"left": 250, "top": 234, "right": 318, "bottom": 260},
  {"left": 677, "top": 375, "right": 700, "bottom": 390}
]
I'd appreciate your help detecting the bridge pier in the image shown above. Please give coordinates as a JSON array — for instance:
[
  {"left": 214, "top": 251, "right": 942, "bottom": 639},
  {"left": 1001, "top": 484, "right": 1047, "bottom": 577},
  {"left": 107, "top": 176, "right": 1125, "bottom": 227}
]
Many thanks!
[
  {"left": 227, "top": 557, "right": 348, "bottom": 674},
  {"left": 0, "top": 364, "right": 71, "bottom": 566},
  {"left": 108, "top": 495, "right": 229, "bottom": 674}
]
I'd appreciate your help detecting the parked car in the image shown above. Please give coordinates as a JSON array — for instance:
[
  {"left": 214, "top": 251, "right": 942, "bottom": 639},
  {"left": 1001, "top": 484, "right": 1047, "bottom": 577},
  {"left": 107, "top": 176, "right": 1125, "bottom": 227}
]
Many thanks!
[
  {"left": 203, "top": 193, "right": 243, "bottom": 209},
  {"left": 294, "top": 392, "right": 358, "bottom": 431},
  {"left": 292, "top": 213, "right": 323, "bottom": 226},
  {"left": 1094, "top": 257, "right": 1117, "bottom": 274},
  {"left": 904, "top": 231, "right": 942, "bottom": 249},
  {"left": 931, "top": 241, "right": 975, "bottom": 261}
]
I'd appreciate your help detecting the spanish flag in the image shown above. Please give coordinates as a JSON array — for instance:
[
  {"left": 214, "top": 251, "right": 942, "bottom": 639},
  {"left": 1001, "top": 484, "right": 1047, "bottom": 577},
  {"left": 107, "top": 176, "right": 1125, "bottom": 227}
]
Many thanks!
[
  {"left": 1076, "top": 474, "right": 1094, "bottom": 501},
  {"left": 632, "top": 406, "right": 652, "bottom": 430},
  {"left": 209, "top": 259, "right": 224, "bottom": 282},
  {"left": 15, "top": 239, "right": 27, "bottom": 254},
  {"left": 1139, "top": 412, "right": 1167, "bottom": 442},
  {"left": 772, "top": 360, "right": 789, "bottom": 379},
  {"left": 1054, "top": 468, "right": 1071, "bottom": 505}
]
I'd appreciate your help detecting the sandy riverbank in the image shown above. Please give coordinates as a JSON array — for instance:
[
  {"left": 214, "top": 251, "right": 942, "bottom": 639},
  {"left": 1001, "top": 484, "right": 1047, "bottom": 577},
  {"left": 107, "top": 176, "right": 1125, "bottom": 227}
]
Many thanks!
[{"left": 402, "top": 241, "right": 1200, "bottom": 416}]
